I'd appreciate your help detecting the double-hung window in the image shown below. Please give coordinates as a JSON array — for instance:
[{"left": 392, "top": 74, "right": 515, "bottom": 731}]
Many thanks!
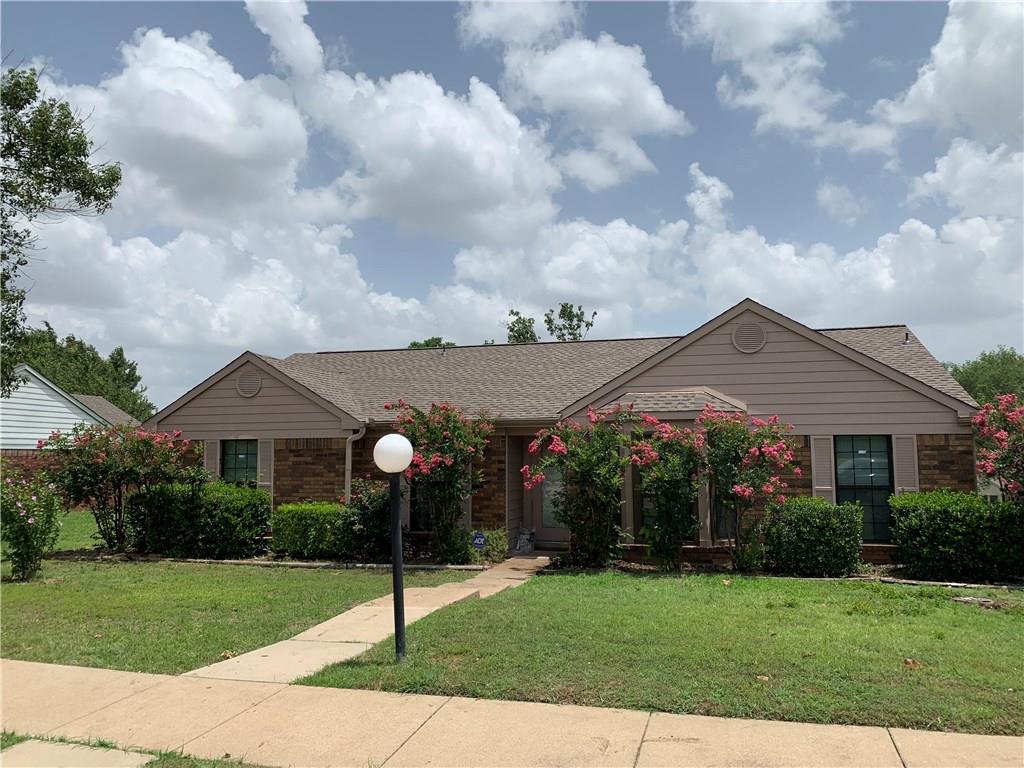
[
  {"left": 221, "top": 439, "right": 258, "bottom": 484},
  {"left": 834, "top": 435, "right": 893, "bottom": 543}
]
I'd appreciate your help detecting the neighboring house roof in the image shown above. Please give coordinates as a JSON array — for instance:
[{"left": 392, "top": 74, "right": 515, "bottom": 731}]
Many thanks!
[
  {"left": 71, "top": 394, "right": 140, "bottom": 426},
  {"left": 818, "top": 326, "right": 978, "bottom": 407},
  {"left": 1, "top": 365, "right": 114, "bottom": 448},
  {"left": 611, "top": 388, "right": 746, "bottom": 414}
]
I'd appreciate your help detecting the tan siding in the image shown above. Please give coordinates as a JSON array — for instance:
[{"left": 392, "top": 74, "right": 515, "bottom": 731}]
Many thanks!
[
  {"left": 154, "top": 362, "right": 346, "bottom": 439},
  {"left": 601, "top": 311, "right": 966, "bottom": 435}
]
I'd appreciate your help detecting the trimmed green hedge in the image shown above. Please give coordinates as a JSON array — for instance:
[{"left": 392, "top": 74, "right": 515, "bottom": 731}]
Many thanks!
[
  {"left": 272, "top": 502, "right": 344, "bottom": 560},
  {"left": 470, "top": 528, "right": 508, "bottom": 564},
  {"left": 272, "top": 500, "right": 392, "bottom": 562},
  {"left": 761, "top": 496, "right": 862, "bottom": 577},
  {"left": 890, "top": 490, "right": 1024, "bottom": 581},
  {"left": 128, "top": 482, "right": 270, "bottom": 559}
]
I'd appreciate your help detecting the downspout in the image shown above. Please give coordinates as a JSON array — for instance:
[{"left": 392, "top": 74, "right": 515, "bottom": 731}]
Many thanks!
[{"left": 343, "top": 425, "right": 366, "bottom": 503}]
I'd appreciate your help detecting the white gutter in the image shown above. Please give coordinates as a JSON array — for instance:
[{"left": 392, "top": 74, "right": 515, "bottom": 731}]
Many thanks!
[{"left": 343, "top": 425, "right": 366, "bottom": 503}]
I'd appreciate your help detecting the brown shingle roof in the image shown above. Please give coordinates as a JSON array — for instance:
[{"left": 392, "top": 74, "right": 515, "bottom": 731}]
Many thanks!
[
  {"left": 255, "top": 322, "right": 975, "bottom": 423},
  {"left": 818, "top": 326, "right": 978, "bottom": 407},
  {"left": 261, "top": 338, "right": 677, "bottom": 422},
  {"left": 612, "top": 388, "right": 745, "bottom": 413},
  {"left": 71, "top": 394, "right": 140, "bottom": 426}
]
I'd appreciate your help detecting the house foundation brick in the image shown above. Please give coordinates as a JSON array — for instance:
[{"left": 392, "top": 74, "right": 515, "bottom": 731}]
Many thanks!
[
  {"left": 273, "top": 438, "right": 346, "bottom": 507},
  {"left": 916, "top": 433, "right": 976, "bottom": 492}
]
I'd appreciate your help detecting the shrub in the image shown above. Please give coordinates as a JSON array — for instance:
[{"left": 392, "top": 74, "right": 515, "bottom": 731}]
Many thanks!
[
  {"left": 337, "top": 478, "right": 391, "bottom": 561},
  {"left": 389, "top": 400, "right": 494, "bottom": 564},
  {"left": 0, "top": 468, "right": 62, "bottom": 580},
  {"left": 523, "top": 406, "right": 638, "bottom": 568},
  {"left": 272, "top": 480, "right": 391, "bottom": 562},
  {"left": 698, "top": 408, "right": 799, "bottom": 572},
  {"left": 129, "top": 482, "right": 270, "bottom": 559},
  {"left": 630, "top": 417, "right": 703, "bottom": 570},
  {"left": 761, "top": 496, "right": 862, "bottom": 577},
  {"left": 40, "top": 424, "right": 203, "bottom": 551},
  {"left": 272, "top": 502, "right": 343, "bottom": 560},
  {"left": 890, "top": 490, "right": 1024, "bottom": 581},
  {"left": 469, "top": 528, "right": 508, "bottom": 564}
]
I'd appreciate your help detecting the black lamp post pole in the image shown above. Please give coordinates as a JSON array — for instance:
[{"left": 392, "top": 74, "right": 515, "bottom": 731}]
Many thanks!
[{"left": 389, "top": 472, "right": 407, "bottom": 662}]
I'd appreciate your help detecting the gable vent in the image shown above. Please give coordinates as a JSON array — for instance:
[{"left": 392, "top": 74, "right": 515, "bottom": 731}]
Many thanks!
[
  {"left": 732, "top": 322, "right": 766, "bottom": 353},
  {"left": 236, "top": 370, "right": 262, "bottom": 398}
]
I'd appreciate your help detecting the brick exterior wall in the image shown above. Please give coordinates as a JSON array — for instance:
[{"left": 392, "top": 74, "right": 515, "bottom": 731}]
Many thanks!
[
  {"left": 472, "top": 433, "right": 506, "bottom": 530},
  {"left": 273, "top": 438, "right": 346, "bottom": 507},
  {"left": 916, "top": 433, "right": 976, "bottom": 492},
  {"left": 0, "top": 449, "right": 43, "bottom": 474},
  {"left": 344, "top": 428, "right": 507, "bottom": 530},
  {"left": 779, "top": 438, "right": 813, "bottom": 499}
]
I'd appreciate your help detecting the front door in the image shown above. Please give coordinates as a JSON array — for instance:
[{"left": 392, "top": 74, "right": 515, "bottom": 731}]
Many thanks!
[{"left": 528, "top": 466, "right": 570, "bottom": 546}]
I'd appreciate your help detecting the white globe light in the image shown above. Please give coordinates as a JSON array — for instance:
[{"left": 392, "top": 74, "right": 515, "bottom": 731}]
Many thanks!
[{"left": 373, "top": 433, "right": 414, "bottom": 473}]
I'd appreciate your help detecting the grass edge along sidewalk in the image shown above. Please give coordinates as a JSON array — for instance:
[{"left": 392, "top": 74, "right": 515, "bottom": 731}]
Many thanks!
[
  {"left": 302, "top": 570, "right": 1024, "bottom": 736},
  {"left": 0, "top": 559, "right": 471, "bottom": 675}
]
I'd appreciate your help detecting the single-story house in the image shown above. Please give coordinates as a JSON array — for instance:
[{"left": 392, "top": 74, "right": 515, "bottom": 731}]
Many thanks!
[
  {"left": 1, "top": 364, "right": 140, "bottom": 457},
  {"left": 146, "top": 299, "right": 979, "bottom": 558}
]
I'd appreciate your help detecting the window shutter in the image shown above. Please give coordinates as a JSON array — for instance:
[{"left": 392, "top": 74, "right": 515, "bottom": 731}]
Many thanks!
[
  {"left": 892, "top": 435, "right": 919, "bottom": 494},
  {"left": 204, "top": 440, "right": 219, "bottom": 478},
  {"left": 810, "top": 436, "right": 835, "bottom": 503},
  {"left": 257, "top": 439, "right": 274, "bottom": 493}
]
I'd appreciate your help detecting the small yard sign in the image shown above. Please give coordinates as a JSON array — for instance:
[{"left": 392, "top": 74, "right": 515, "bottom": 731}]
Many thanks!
[{"left": 471, "top": 531, "right": 486, "bottom": 550}]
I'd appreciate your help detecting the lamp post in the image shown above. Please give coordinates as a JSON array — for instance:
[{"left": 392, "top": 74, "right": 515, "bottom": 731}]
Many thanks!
[{"left": 372, "top": 432, "right": 414, "bottom": 662}]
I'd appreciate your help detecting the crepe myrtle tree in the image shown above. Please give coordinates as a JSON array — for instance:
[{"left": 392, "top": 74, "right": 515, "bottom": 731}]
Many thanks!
[
  {"left": 629, "top": 415, "right": 705, "bottom": 570},
  {"left": 973, "top": 393, "right": 1024, "bottom": 501},
  {"left": 522, "top": 405, "right": 640, "bottom": 567},
  {"left": 697, "top": 406, "right": 800, "bottom": 571},
  {"left": 40, "top": 423, "right": 204, "bottom": 551},
  {"left": 386, "top": 399, "right": 494, "bottom": 563}
]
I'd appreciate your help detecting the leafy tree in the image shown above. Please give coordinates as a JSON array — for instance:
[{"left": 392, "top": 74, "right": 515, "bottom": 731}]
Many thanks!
[
  {"left": 629, "top": 415, "right": 704, "bottom": 570},
  {"left": 2, "top": 68, "right": 122, "bottom": 396},
  {"left": 18, "top": 324, "right": 155, "bottom": 420},
  {"left": 973, "top": 393, "right": 1024, "bottom": 500},
  {"left": 522, "top": 406, "right": 638, "bottom": 567},
  {"left": 544, "top": 303, "right": 597, "bottom": 341},
  {"left": 505, "top": 309, "right": 539, "bottom": 344},
  {"left": 387, "top": 399, "right": 494, "bottom": 564},
  {"left": 408, "top": 336, "right": 456, "bottom": 349},
  {"left": 40, "top": 424, "right": 203, "bottom": 551},
  {"left": 946, "top": 346, "right": 1024, "bottom": 404}
]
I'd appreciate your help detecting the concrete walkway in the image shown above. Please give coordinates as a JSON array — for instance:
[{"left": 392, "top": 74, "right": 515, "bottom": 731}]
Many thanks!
[
  {"left": 184, "top": 555, "right": 550, "bottom": 683},
  {"left": 2, "top": 658, "right": 1020, "bottom": 768},
  {"left": 1, "top": 740, "right": 152, "bottom": 768}
]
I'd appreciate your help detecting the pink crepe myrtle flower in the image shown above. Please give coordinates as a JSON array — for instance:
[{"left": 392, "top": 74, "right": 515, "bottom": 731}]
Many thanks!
[
  {"left": 548, "top": 435, "right": 568, "bottom": 455},
  {"left": 732, "top": 483, "right": 754, "bottom": 500}
]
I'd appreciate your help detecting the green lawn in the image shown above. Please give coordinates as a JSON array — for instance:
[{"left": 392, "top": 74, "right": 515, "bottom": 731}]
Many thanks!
[
  {"left": 54, "top": 510, "right": 101, "bottom": 551},
  {"left": 303, "top": 572, "right": 1024, "bottom": 735},
  {"left": 1, "top": 560, "right": 469, "bottom": 674}
]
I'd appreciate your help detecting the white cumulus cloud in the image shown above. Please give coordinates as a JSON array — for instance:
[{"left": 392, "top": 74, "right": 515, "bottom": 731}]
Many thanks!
[
  {"left": 816, "top": 181, "right": 869, "bottom": 225},
  {"left": 675, "top": 1, "right": 895, "bottom": 155},
  {"left": 909, "top": 138, "right": 1023, "bottom": 219},
  {"left": 872, "top": 0, "right": 1023, "bottom": 147}
]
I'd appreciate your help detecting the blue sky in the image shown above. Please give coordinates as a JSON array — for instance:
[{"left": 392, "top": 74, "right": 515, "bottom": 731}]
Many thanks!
[{"left": 3, "top": 1, "right": 1021, "bottom": 406}]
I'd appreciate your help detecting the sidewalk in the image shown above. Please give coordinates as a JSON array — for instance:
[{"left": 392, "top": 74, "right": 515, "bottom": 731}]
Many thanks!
[
  {"left": 182, "top": 555, "right": 550, "bottom": 684},
  {"left": 2, "top": 658, "right": 1020, "bottom": 768}
]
